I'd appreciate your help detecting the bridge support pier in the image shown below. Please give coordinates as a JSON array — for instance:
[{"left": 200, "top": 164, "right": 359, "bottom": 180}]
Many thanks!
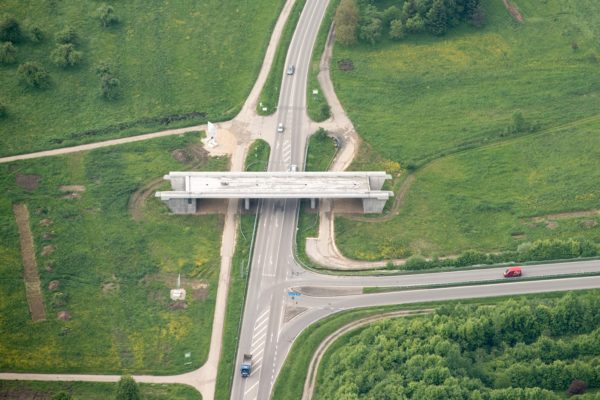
[
  {"left": 310, "top": 198, "right": 316, "bottom": 209},
  {"left": 361, "top": 198, "right": 387, "bottom": 214},
  {"left": 245, "top": 198, "right": 250, "bottom": 210},
  {"left": 167, "top": 198, "right": 197, "bottom": 214}
]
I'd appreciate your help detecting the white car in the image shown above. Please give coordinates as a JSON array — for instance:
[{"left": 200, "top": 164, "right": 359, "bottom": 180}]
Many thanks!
[
  {"left": 277, "top": 123, "right": 284, "bottom": 133},
  {"left": 287, "top": 65, "right": 295, "bottom": 75}
]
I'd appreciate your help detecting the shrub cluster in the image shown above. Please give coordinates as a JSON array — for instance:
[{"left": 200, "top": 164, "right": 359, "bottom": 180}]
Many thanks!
[
  {"left": 397, "top": 237, "right": 599, "bottom": 271},
  {"left": 335, "top": 0, "right": 486, "bottom": 46}
]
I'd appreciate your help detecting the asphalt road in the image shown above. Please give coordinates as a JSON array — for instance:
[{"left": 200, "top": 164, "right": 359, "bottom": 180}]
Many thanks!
[{"left": 231, "top": 2, "right": 330, "bottom": 399}]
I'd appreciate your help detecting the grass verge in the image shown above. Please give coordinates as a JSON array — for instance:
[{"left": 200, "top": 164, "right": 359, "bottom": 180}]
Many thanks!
[
  {"left": 256, "top": 0, "right": 306, "bottom": 115},
  {"left": 305, "top": 0, "right": 338, "bottom": 122},
  {"left": 245, "top": 139, "right": 271, "bottom": 172},
  {"left": 214, "top": 215, "right": 256, "bottom": 400}
]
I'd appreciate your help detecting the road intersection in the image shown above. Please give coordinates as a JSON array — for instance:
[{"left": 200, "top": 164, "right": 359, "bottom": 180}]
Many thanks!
[{"left": 2, "top": 1, "right": 600, "bottom": 400}]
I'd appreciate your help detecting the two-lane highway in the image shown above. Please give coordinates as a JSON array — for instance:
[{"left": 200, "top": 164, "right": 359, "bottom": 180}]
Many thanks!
[{"left": 232, "top": 2, "right": 330, "bottom": 399}]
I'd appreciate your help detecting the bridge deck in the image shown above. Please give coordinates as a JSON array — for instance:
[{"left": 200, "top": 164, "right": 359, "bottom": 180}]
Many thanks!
[{"left": 156, "top": 171, "right": 393, "bottom": 200}]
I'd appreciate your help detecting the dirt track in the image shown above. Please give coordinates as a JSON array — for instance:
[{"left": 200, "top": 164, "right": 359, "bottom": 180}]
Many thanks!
[{"left": 13, "top": 204, "right": 46, "bottom": 322}]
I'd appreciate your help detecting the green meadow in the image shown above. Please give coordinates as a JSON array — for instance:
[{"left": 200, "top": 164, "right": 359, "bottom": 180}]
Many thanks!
[
  {"left": 0, "top": 0, "right": 283, "bottom": 156},
  {"left": 330, "top": 0, "right": 600, "bottom": 260},
  {"left": 0, "top": 133, "right": 228, "bottom": 374}
]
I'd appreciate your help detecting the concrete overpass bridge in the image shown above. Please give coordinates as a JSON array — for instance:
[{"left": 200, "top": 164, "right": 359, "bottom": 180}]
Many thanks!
[{"left": 155, "top": 171, "right": 393, "bottom": 214}]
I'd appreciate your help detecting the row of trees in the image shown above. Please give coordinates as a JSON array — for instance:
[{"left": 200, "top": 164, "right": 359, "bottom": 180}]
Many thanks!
[
  {"left": 334, "top": 0, "right": 486, "bottom": 45},
  {"left": 316, "top": 292, "right": 600, "bottom": 399}
]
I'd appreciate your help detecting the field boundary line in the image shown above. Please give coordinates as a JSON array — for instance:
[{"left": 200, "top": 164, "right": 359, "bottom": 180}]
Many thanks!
[{"left": 13, "top": 203, "right": 46, "bottom": 322}]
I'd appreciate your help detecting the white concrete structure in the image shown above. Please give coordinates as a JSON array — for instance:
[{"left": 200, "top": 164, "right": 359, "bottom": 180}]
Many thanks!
[{"left": 155, "top": 171, "right": 393, "bottom": 214}]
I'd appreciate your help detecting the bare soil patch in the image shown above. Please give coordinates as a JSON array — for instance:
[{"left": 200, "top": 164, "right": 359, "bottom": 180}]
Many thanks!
[
  {"left": 581, "top": 219, "right": 598, "bottom": 229},
  {"left": 337, "top": 59, "right": 354, "bottom": 71},
  {"left": 546, "top": 221, "right": 559, "bottom": 230},
  {"left": 57, "top": 310, "right": 71, "bottom": 321},
  {"left": 13, "top": 203, "right": 46, "bottom": 321},
  {"left": 61, "top": 192, "right": 81, "bottom": 199},
  {"left": 15, "top": 174, "right": 41, "bottom": 191},
  {"left": 39, "top": 218, "right": 53, "bottom": 226},
  {"left": 142, "top": 273, "right": 210, "bottom": 302},
  {"left": 41, "top": 244, "right": 56, "bottom": 257},
  {"left": 526, "top": 208, "right": 600, "bottom": 224},
  {"left": 48, "top": 280, "right": 60, "bottom": 291},
  {"left": 503, "top": 0, "right": 524, "bottom": 22},
  {"left": 169, "top": 301, "right": 188, "bottom": 310},
  {"left": 59, "top": 185, "right": 86, "bottom": 192}
]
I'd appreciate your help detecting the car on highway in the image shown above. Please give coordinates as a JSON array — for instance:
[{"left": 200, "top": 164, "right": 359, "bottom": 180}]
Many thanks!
[
  {"left": 503, "top": 266, "right": 522, "bottom": 278},
  {"left": 277, "top": 123, "right": 284, "bottom": 133},
  {"left": 287, "top": 164, "right": 297, "bottom": 172},
  {"left": 287, "top": 65, "right": 295, "bottom": 75}
]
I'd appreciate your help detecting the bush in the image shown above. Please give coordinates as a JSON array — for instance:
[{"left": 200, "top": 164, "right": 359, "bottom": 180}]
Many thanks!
[
  {"left": 17, "top": 61, "right": 50, "bottom": 88},
  {"left": 116, "top": 375, "right": 140, "bottom": 400},
  {"left": 96, "top": 4, "right": 119, "bottom": 27},
  {"left": 55, "top": 26, "right": 78, "bottom": 44},
  {"left": 404, "top": 255, "right": 428, "bottom": 270},
  {"left": 96, "top": 61, "right": 121, "bottom": 100},
  {"left": 28, "top": 25, "right": 44, "bottom": 43},
  {"left": 0, "top": 41, "right": 17, "bottom": 64},
  {"left": 51, "top": 44, "right": 83, "bottom": 68},
  {"left": 0, "top": 102, "right": 7, "bottom": 118},
  {"left": 0, "top": 16, "right": 23, "bottom": 43}
]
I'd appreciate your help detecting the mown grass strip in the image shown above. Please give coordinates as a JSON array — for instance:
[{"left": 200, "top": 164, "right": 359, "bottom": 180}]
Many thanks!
[
  {"left": 245, "top": 139, "right": 271, "bottom": 172},
  {"left": 257, "top": 0, "right": 307, "bottom": 115}
]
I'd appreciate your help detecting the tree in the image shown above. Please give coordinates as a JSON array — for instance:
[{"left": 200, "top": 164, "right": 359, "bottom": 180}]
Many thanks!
[
  {"left": 471, "top": 4, "right": 486, "bottom": 28},
  {"left": 404, "top": 14, "right": 425, "bottom": 33},
  {"left": 511, "top": 111, "right": 526, "bottom": 133},
  {"left": 101, "top": 75, "right": 121, "bottom": 99},
  {"left": 96, "top": 4, "right": 119, "bottom": 27},
  {"left": 116, "top": 375, "right": 140, "bottom": 400},
  {"left": 0, "top": 16, "right": 23, "bottom": 43},
  {"left": 51, "top": 44, "right": 83, "bottom": 67},
  {"left": 17, "top": 62, "right": 50, "bottom": 88},
  {"left": 334, "top": 0, "right": 359, "bottom": 46},
  {"left": 28, "top": 24, "right": 44, "bottom": 43},
  {"left": 389, "top": 19, "right": 406, "bottom": 40},
  {"left": 359, "top": 17, "right": 382, "bottom": 45},
  {"left": 55, "top": 26, "right": 78, "bottom": 44},
  {"left": 426, "top": 0, "right": 449, "bottom": 36},
  {"left": 0, "top": 41, "right": 17, "bottom": 64}
]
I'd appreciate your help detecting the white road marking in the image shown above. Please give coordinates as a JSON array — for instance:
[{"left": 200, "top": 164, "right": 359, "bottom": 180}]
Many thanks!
[{"left": 244, "top": 381, "right": 259, "bottom": 396}]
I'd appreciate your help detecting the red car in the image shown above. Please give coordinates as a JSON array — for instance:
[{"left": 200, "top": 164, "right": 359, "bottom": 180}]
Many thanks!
[{"left": 503, "top": 266, "right": 522, "bottom": 278}]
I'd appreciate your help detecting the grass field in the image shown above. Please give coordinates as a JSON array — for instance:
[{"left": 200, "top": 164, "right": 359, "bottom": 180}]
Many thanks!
[
  {"left": 0, "top": 380, "right": 200, "bottom": 400},
  {"left": 0, "top": 0, "right": 283, "bottom": 157},
  {"left": 0, "top": 133, "right": 229, "bottom": 374},
  {"left": 330, "top": 0, "right": 600, "bottom": 260}
]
